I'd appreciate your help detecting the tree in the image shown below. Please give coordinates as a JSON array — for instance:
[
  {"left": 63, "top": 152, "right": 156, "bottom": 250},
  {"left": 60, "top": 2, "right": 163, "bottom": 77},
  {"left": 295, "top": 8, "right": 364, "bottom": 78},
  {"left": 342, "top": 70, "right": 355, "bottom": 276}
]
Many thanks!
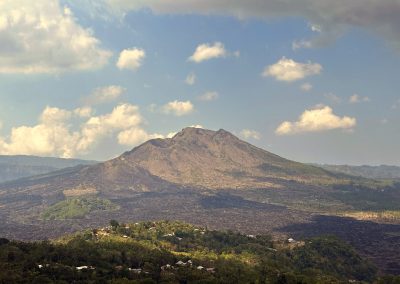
[{"left": 110, "top": 219, "right": 120, "bottom": 229}]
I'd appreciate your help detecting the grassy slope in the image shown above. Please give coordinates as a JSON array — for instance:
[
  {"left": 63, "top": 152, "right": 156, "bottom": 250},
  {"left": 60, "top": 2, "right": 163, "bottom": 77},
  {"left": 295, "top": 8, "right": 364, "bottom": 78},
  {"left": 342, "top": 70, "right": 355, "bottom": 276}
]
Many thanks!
[{"left": 42, "top": 198, "right": 119, "bottom": 220}]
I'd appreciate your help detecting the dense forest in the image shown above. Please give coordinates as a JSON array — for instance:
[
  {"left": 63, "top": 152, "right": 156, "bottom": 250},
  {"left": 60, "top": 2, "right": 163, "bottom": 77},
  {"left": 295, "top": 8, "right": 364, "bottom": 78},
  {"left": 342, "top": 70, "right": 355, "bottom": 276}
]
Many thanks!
[{"left": 0, "top": 220, "right": 399, "bottom": 284}]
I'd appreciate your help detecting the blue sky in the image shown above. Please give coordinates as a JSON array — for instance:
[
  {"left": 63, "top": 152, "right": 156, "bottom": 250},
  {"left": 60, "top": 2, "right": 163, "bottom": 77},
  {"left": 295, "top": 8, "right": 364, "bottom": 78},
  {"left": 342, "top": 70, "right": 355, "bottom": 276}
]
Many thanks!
[{"left": 0, "top": 0, "right": 399, "bottom": 165}]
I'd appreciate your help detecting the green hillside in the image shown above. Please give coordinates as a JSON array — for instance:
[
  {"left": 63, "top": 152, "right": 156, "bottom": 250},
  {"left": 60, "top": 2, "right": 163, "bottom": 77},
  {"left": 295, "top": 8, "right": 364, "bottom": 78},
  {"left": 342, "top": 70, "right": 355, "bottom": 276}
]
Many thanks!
[
  {"left": 42, "top": 198, "right": 119, "bottom": 220},
  {"left": 1, "top": 220, "right": 397, "bottom": 283}
]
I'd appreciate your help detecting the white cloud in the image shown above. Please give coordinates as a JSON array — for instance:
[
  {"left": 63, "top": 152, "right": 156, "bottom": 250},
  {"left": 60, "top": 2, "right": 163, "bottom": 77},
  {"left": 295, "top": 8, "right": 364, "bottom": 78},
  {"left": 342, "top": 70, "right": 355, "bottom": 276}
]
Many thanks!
[
  {"left": 275, "top": 105, "right": 356, "bottom": 135},
  {"left": 240, "top": 129, "right": 261, "bottom": 140},
  {"left": 263, "top": 57, "right": 322, "bottom": 82},
  {"left": 162, "top": 100, "right": 194, "bottom": 116},
  {"left": 0, "top": 104, "right": 161, "bottom": 157},
  {"left": 83, "top": 85, "right": 126, "bottom": 105},
  {"left": 0, "top": 0, "right": 111, "bottom": 74},
  {"left": 188, "top": 42, "right": 227, "bottom": 63},
  {"left": 198, "top": 91, "right": 219, "bottom": 101},
  {"left": 349, "top": 94, "right": 371, "bottom": 104},
  {"left": 190, "top": 124, "right": 204, "bottom": 129},
  {"left": 166, "top": 124, "right": 203, "bottom": 138},
  {"left": 292, "top": 40, "right": 313, "bottom": 51},
  {"left": 74, "top": 107, "right": 93, "bottom": 118},
  {"left": 116, "top": 48, "right": 145, "bottom": 70},
  {"left": 324, "top": 93, "right": 342, "bottom": 104},
  {"left": 105, "top": 0, "right": 400, "bottom": 52},
  {"left": 40, "top": 106, "right": 72, "bottom": 125},
  {"left": 310, "top": 24, "right": 322, "bottom": 33},
  {"left": 185, "top": 72, "right": 196, "bottom": 85},
  {"left": 118, "top": 128, "right": 163, "bottom": 146},
  {"left": 77, "top": 104, "right": 143, "bottom": 151},
  {"left": 0, "top": 106, "right": 79, "bottom": 158},
  {"left": 300, "top": 83, "right": 313, "bottom": 92}
]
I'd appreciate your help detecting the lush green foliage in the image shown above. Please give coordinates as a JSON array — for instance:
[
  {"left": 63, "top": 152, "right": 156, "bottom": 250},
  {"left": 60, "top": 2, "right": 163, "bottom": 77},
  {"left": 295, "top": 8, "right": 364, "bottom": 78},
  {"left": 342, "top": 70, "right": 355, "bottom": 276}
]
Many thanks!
[
  {"left": 0, "top": 220, "right": 395, "bottom": 283},
  {"left": 42, "top": 198, "right": 118, "bottom": 220}
]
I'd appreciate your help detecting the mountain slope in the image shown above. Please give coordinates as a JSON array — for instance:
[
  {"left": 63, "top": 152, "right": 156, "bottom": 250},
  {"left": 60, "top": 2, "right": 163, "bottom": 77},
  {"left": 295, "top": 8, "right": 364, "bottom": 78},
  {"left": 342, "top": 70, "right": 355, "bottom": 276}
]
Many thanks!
[
  {"left": 122, "top": 127, "right": 338, "bottom": 189},
  {"left": 0, "top": 155, "right": 98, "bottom": 183}
]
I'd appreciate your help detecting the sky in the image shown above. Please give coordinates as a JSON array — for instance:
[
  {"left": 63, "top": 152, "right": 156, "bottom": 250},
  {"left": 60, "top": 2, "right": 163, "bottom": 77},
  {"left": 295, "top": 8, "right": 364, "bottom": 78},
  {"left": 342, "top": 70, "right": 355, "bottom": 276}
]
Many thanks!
[{"left": 0, "top": 0, "right": 399, "bottom": 165}]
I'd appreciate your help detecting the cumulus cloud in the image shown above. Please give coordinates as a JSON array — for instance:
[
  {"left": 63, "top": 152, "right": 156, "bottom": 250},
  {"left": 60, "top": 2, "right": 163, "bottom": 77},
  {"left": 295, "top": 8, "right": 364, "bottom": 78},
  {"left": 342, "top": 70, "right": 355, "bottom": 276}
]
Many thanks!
[
  {"left": 240, "top": 129, "right": 261, "bottom": 140},
  {"left": 40, "top": 106, "right": 72, "bottom": 125},
  {"left": 0, "top": 106, "right": 79, "bottom": 157},
  {"left": 349, "top": 94, "right": 371, "bottom": 104},
  {"left": 116, "top": 48, "right": 146, "bottom": 70},
  {"left": 74, "top": 107, "right": 93, "bottom": 118},
  {"left": 83, "top": 85, "right": 126, "bottom": 105},
  {"left": 166, "top": 124, "right": 203, "bottom": 138},
  {"left": 263, "top": 57, "right": 322, "bottom": 82},
  {"left": 105, "top": 0, "right": 400, "bottom": 52},
  {"left": 0, "top": 0, "right": 111, "bottom": 74},
  {"left": 275, "top": 105, "right": 356, "bottom": 135},
  {"left": 188, "top": 42, "right": 227, "bottom": 63},
  {"left": 300, "top": 83, "right": 313, "bottom": 92},
  {"left": 118, "top": 128, "right": 163, "bottom": 146},
  {"left": 185, "top": 72, "right": 196, "bottom": 85},
  {"left": 198, "top": 91, "right": 219, "bottom": 101},
  {"left": 0, "top": 104, "right": 161, "bottom": 157},
  {"left": 162, "top": 100, "right": 194, "bottom": 116},
  {"left": 77, "top": 104, "right": 143, "bottom": 151}
]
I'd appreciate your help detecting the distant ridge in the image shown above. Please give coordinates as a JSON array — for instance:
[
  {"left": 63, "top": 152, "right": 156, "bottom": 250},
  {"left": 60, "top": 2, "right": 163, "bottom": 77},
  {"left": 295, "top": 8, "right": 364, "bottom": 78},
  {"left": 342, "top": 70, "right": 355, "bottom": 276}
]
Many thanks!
[
  {"left": 0, "top": 155, "right": 98, "bottom": 183},
  {"left": 316, "top": 164, "right": 400, "bottom": 179}
]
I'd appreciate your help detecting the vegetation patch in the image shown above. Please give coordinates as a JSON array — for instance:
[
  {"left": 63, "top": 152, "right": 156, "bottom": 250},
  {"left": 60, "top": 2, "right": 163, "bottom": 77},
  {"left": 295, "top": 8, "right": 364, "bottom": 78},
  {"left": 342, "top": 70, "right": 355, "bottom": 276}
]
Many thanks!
[
  {"left": 0, "top": 220, "right": 395, "bottom": 283},
  {"left": 344, "top": 210, "right": 400, "bottom": 222},
  {"left": 42, "top": 198, "right": 118, "bottom": 220}
]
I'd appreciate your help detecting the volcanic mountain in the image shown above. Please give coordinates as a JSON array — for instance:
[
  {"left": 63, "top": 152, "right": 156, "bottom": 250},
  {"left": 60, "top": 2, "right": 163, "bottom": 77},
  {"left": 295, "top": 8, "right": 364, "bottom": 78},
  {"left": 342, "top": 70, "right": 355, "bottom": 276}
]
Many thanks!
[
  {"left": 0, "top": 127, "right": 338, "bottom": 197},
  {"left": 119, "top": 127, "right": 337, "bottom": 189}
]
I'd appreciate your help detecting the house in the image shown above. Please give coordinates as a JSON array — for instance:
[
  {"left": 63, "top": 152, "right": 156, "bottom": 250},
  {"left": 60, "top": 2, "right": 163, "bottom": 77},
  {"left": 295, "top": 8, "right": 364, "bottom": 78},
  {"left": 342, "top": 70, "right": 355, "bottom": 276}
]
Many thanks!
[
  {"left": 288, "top": 238, "right": 295, "bottom": 243},
  {"left": 122, "top": 235, "right": 128, "bottom": 238},
  {"left": 197, "top": 266, "right": 204, "bottom": 270},
  {"left": 161, "top": 264, "right": 173, "bottom": 271},
  {"left": 206, "top": 268, "right": 215, "bottom": 273},
  {"left": 247, "top": 234, "right": 256, "bottom": 239},
  {"left": 129, "top": 268, "right": 142, "bottom": 274},
  {"left": 76, "top": 266, "right": 94, "bottom": 270},
  {"left": 176, "top": 261, "right": 186, "bottom": 266}
]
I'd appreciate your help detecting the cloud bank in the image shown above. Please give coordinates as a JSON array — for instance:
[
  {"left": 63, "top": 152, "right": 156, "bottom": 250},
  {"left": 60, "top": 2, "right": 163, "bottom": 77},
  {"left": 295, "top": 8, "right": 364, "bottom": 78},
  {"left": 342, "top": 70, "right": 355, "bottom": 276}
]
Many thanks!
[
  {"left": 105, "top": 0, "right": 400, "bottom": 52},
  {"left": 0, "top": 104, "right": 162, "bottom": 157}
]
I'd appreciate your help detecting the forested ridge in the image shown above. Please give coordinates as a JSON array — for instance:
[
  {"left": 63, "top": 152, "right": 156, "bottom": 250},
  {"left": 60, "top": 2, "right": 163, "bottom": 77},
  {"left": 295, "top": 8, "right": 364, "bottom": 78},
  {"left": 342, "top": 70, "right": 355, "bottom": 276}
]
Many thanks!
[{"left": 1, "top": 220, "right": 399, "bottom": 283}]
